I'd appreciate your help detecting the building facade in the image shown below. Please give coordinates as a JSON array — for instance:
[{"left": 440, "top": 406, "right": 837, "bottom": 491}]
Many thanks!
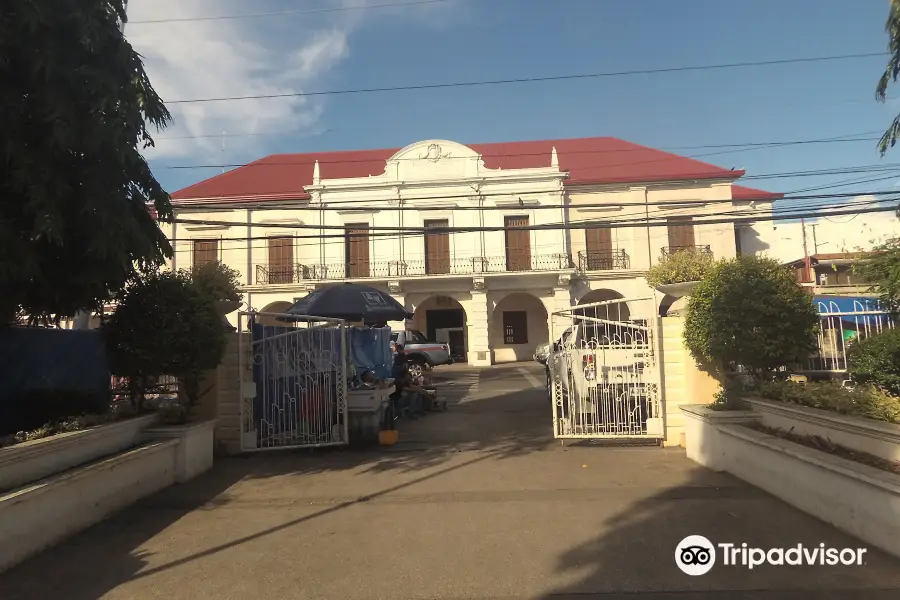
[{"left": 162, "top": 137, "right": 779, "bottom": 366}]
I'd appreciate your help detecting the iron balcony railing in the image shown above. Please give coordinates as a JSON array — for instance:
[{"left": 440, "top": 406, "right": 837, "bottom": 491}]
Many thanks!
[
  {"left": 661, "top": 245, "right": 712, "bottom": 257},
  {"left": 254, "top": 254, "right": 574, "bottom": 283},
  {"left": 577, "top": 249, "right": 630, "bottom": 272}
]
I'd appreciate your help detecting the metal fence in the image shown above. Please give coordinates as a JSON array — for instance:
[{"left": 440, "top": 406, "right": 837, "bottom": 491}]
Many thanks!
[
  {"left": 807, "top": 298, "right": 896, "bottom": 373},
  {"left": 238, "top": 312, "right": 349, "bottom": 451}
]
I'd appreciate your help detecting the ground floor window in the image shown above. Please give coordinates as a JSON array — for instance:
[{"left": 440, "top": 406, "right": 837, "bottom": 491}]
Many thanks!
[{"left": 503, "top": 311, "right": 528, "bottom": 344}]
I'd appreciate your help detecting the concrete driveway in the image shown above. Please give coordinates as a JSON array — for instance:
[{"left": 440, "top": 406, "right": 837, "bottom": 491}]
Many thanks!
[{"left": 2, "top": 363, "right": 900, "bottom": 599}]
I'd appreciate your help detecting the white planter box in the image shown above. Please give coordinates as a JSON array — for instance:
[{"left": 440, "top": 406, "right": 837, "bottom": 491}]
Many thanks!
[
  {"left": 0, "top": 414, "right": 159, "bottom": 493},
  {"left": 680, "top": 405, "right": 759, "bottom": 471},
  {"left": 0, "top": 439, "right": 179, "bottom": 573},
  {"left": 745, "top": 397, "right": 900, "bottom": 463},
  {"left": 717, "top": 424, "right": 900, "bottom": 560},
  {"left": 145, "top": 420, "right": 215, "bottom": 483}
]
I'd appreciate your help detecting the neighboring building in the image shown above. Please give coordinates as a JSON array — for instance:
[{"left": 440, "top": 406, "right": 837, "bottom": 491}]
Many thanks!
[
  {"left": 738, "top": 211, "right": 900, "bottom": 262},
  {"left": 785, "top": 252, "right": 873, "bottom": 296},
  {"left": 162, "top": 137, "right": 779, "bottom": 366}
]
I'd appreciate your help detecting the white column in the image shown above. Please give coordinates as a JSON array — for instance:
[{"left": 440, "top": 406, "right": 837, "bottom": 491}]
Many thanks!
[
  {"left": 468, "top": 288, "right": 492, "bottom": 366},
  {"left": 548, "top": 275, "right": 573, "bottom": 341}
]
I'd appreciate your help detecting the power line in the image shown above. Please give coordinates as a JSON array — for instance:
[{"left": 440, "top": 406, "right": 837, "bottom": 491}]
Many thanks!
[
  {"left": 128, "top": 0, "right": 456, "bottom": 24},
  {"left": 164, "top": 51, "right": 885, "bottom": 105},
  {"left": 167, "top": 198, "right": 891, "bottom": 257},
  {"left": 155, "top": 130, "right": 884, "bottom": 168},
  {"left": 162, "top": 198, "right": 900, "bottom": 244},
  {"left": 167, "top": 190, "right": 887, "bottom": 220}
]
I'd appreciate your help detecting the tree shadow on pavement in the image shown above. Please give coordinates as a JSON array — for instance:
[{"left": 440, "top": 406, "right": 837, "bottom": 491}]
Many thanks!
[
  {"left": 0, "top": 383, "right": 553, "bottom": 600},
  {"left": 534, "top": 463, "right": 900, "bottom": 599}
]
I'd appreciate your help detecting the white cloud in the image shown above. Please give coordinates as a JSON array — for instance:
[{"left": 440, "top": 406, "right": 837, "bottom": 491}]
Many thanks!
[{"left": 125, "top": 0, "right": 358, "bottom": 162}]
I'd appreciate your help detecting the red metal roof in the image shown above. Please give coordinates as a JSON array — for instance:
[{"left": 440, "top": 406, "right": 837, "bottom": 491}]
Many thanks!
[
  {"left": 171, "top": 136, "right": 776, "bottom": 203},
  {"left": 731, "top": 185, "right": 783, "bottom": 201}
]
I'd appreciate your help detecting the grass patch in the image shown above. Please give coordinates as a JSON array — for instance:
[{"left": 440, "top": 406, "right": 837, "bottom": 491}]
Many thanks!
[{"left": 744, "top": 421, "right": 900, "bottom": 476}]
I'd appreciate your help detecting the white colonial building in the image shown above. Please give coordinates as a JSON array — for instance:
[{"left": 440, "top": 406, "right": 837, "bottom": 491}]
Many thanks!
[{"left": 161, "top": 136, "right": 779, "bottom": 366}]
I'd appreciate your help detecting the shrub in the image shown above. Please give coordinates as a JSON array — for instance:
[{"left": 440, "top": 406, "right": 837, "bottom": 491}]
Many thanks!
[
  {"left": 185, "top": 261, "right": 242, "bottom": 303},
  {"left": 103, "top": 270, "right": 227, "bottom": 416},
  {"left": 646, "top": 248, "right": 716, "bottom": 288},
  {"left": 684, "top": 255, "right": 819, "bottom": 376},
  {"left": 756, "top": 380, "right": 900, "bottom": 425},
  {"left": 847, "top": 327, "right": 900, "bottom": 395}
]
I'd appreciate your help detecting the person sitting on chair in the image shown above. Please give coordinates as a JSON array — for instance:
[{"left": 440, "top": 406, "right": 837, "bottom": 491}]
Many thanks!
[{"left": 391, "top": 344, "right": 425, "bottom": 416}]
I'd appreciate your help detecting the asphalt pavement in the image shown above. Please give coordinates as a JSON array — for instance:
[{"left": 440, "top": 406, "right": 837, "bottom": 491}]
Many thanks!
[{"left": 2, "top": 362, "right": 900, "bottom": 599}]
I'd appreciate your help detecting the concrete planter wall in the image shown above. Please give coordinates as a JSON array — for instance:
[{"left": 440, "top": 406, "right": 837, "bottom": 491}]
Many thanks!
[
  {"left": 679, "top": 405, "right": 759, "bottom": 471},
  {"left": 145, "top": 419, "right": 216, "bottom": 483},
  {"left": 0, "top": 439, "right": 179, "bottom": 573},
  {"left": 717, "top": 424, "right": 900, "bottom": 559},
  {"left": 745, "top": 397, "right": 900, "bottom": 463},
  {"left": 0, "top": 414, "right": 159, "bottom": 493}
]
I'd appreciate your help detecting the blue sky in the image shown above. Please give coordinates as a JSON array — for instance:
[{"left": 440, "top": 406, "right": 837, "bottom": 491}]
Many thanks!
[{"left": 128, "top": 0, "right": 899, "bottom": 208}]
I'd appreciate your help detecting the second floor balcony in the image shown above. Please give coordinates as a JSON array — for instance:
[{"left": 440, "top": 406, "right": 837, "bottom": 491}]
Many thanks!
[
  {"left": 661, "top": 245, "right": 712, "bottom": 257},
  {"left": 254, "top": 253, "right": 575, "bottom": 284},
  {"left": 577, "top": 249, "right": 630, "bottom": 272}
]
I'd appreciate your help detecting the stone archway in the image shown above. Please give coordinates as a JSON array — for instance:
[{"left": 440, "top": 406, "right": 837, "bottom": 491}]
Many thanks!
[
  {"left": 491, "top": 292, "right": 549, "bottom": 363},
  {"left": 256, "top": 301, "right": 294, "bottom": 327},
  {"left": 412, "top": 295, "right": 468, "bottom": 362},
  {"left": 575, "top": 288, "right": 631, "bottom": 322}
]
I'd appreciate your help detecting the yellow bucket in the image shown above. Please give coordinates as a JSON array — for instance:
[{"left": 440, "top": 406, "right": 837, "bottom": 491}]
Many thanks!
[{"left": 379, "top": 429, "right": 399, "bottom": 446}]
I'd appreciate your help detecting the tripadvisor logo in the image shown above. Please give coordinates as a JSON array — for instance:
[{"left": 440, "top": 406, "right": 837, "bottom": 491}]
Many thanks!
[{"left": 675, "top": 535, "right": 868, "bottom": 576}]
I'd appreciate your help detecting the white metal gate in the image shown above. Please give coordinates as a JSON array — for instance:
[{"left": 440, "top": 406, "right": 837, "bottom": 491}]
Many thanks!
[
  {"left": 238, "top": 312, "right": 350, "bottom": 452},
  {"left": 549, "top": 297, "right": 664, "bottom": 440}
]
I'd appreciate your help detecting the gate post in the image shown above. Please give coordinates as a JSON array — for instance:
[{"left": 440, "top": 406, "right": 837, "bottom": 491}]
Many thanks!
[{"left": 659, "top": 316, "right": 721, "bottom": 447}]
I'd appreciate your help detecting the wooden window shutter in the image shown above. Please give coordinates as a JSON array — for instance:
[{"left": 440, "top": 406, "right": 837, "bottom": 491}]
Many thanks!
[
  {"left": 667, "top": 218, "right": 695, "bottom": 250},
  {"left": 424, "top": 219, "right": 450, "bottom": 274},
  {"left": 585, "top": 227, "right": 613, "bottom": 269},
  {"left": 504, "top": 215, "right": 531, "bottom": 271},
  {"left": 267, "top": 237, "right": 294, "bottom": 284},
  {"left": 192, "top": 239, "right": 219, "bottom": 267},
  {"left": 344, "top": 223, "right": 370, "bottom": 278}
]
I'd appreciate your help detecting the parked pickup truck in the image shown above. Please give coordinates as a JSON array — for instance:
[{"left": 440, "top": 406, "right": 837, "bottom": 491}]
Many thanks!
[
  {"left": 391, "top": 329, "right": 452, "bottom": 378},
  {"left": 548, "top": 320, "right": 649, "bottom": 416}
]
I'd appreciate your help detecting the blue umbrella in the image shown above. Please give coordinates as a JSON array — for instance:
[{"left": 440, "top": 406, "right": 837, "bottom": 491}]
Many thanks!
[{"left": 279, "top": 283, "right": 412, "bottom": 323}]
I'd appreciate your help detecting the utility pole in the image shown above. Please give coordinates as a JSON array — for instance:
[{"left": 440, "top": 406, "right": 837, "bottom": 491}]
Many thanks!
[
  {"left": 810, "top": 224, "right": 819, "bottom": 254},
  {"left": 801, "top": 218, "right": 811, "bottom": 282},
  {"left": 121, "top": 0, "right": 128, "bottom": 33}
]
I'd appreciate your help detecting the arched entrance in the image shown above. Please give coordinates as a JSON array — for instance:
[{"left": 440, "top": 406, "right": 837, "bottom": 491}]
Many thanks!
[
  {"left": 256, "top": 301, "right": 294, "bottom": 327},
  {"left": 575, "top": 288, "right": 631, "bottom": 322},
  {"left": 491, "top": 292, "right": 549, "bottom": 363},
  {"left": 412, "top": 295, "right": 468, "bottom": 363}
]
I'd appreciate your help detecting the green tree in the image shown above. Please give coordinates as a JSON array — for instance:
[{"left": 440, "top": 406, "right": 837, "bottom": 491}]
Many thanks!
[
  {"left": 854, "top": 238, "right": 900, "bottom": 309},
  {"left": 684, "top": 255, "right": 819, "bottom": 377},
  {"left": 0, "top": 0, "right": 173, "bottom": 325},
  {"left": 103, "top": 270, "right": 227, "bottom": 412},
  {"left": 878, "top": 0, "right": 900, "bottom": 155}
]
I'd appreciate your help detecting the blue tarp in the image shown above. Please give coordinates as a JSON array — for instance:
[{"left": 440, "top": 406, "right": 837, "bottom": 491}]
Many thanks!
[
  {"left": 349, "top": 326, "right": 393, "bottom": 381},
  {"left": 250, "top": 323, "right": 344, "bottom": 438}
]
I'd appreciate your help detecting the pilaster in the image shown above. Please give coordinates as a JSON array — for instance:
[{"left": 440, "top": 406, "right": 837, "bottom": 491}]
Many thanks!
[
  {"left": 468, "top": 279, "right": 492, "bottom": 365},
  {"left": 548, "top": 273, "right": 574, "bottom": 341}
]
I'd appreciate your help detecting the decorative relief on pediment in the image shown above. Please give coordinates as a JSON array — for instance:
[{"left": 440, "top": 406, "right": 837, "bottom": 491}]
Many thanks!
[{"left": 418, "top": 143, "right": 451, "bottom": 162}]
